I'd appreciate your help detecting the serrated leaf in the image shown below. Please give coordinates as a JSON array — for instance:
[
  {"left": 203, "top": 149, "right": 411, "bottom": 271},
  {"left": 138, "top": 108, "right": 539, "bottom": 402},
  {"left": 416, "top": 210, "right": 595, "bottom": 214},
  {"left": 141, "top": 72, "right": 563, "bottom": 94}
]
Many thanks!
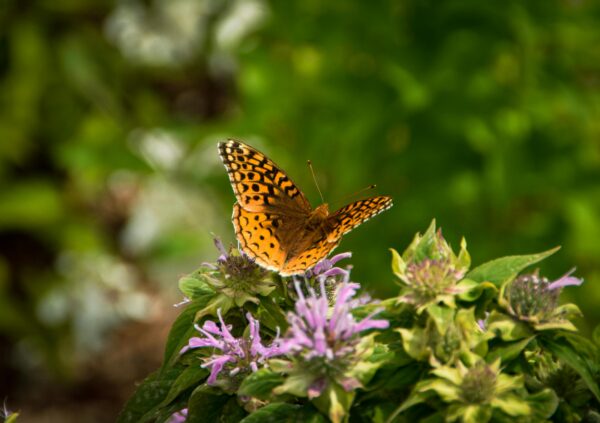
[
  {"left": 466, "top": 247, "right": 560, "bottom": 287},
  {"left": 117, "top": 367, "right": 183, "bottom": 423},
  {"left": 238, "top": 368, "right": 284, "bottom": 400}
]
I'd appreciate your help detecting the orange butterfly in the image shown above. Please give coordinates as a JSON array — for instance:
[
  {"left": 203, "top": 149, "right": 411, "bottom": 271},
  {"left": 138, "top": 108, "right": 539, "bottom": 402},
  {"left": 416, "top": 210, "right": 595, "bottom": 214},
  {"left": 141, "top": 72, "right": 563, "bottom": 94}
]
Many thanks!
[{"left": 218, "top": 140, "right": 393, "bottom": 276}]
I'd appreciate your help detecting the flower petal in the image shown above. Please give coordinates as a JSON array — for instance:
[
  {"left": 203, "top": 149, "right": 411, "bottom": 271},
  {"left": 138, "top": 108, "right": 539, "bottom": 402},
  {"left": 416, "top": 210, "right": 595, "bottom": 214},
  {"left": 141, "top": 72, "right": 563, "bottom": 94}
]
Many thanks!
[{"left": 548, "top": 268, "right": 584, "bottom": 290}]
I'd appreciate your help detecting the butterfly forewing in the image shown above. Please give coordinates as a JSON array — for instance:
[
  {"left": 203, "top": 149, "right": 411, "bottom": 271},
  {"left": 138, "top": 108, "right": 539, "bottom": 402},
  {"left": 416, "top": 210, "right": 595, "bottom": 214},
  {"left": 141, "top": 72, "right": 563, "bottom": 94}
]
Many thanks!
[
  {"left": 218, "top": 140, "right": 311, "bottom": 213},
  {"left": 326, "top": 196, "right": 393, "bottom": 242},
  {"left": 232, "top": 203, "right": 287, "bottom": 271}
]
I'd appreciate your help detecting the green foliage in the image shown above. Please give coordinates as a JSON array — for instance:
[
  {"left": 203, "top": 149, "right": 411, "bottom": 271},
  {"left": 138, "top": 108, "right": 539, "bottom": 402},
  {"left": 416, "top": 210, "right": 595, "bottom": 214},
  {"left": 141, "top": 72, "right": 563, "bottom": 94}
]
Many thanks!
[
  {"left": 2, "top": 0, "right": 600, "bottom": 419},
  {"left": 120, "top": 222, "right": 600, "bottom": 422}
]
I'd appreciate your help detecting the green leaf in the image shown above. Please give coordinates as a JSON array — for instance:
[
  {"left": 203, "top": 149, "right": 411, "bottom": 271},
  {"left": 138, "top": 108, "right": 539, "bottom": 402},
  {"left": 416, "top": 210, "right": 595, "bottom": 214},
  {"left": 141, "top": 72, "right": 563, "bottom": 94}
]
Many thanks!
[
  {"left": 528, "top": 388, "right": 559, "bottom": 419},
  {"left": 238, "top": 368, "right": 285, "bottom": 400},
  {"left": 312, "top": 382, "right": 355, "bottom": 423},
  {"left": 486, "top": 337, "right": 533, "bottom": 363},
  {"left": 186, "top": 385, "right": 233, "bottom": 422},
  {"left": 487, "top": 311, "right": 533, "bottom": 341},
  {"left": 369, "top": 362, "right": 424, "bottom": 391},
  {"left": 385, "top": 386, "right": 435, "bottom": 423},
  {"left": 162, "top": 296, "right": 214, "bottom": 370},
  {"left": 390, "top": 247, "right": 405, "bottom": 280},
  {"left": 457, "top": 237, "right": 471, "bottom": 272},
  {"left": 490, "top": 394, "right": 530, "bottom": 416},
  {"left": 466, "top": 247, "right": 560, "bottom": 287},
  {"left": 116, "top": 367, "right": 183, "bottom": 423},
  {"left": 426, "top": 304, "right": 454, "bottom": 334},
  {"left": 257, "top": 295, "right": 289, "bottom": 333},
  {"left": 273, "top": 371, "right": 313, "bottom": 397},
  {"left": 593, "top": 324, "right": 600, "bottom": 347},
  {"left": 397, "top": 327, "right": 429, "bottom": 361},
  {"left": 239, "top": 403, "right": 326, "bottom": 423},
  {"left": 541, "top": 337, "right": 600, "bottom": 402},
  {"left": 157, "top": 365, "right": 208, "bottom": 409},
  {"left": 448, "top": 404, "right": 491, "bottom": 423},
  {"left": 220, "top": 398, "right": 248, "bottom": 423},
  {"left": 154, "top": 401, "right": 188, "bottom": 423},
  {"left": 457, "top": 279, "right": 497, "bottom": 302},
  {"left": 178, "top": 271, "right": 215, "bottom": 300},
  {"left": 412, "top": 219, "right": 437, "bottom": 262}
]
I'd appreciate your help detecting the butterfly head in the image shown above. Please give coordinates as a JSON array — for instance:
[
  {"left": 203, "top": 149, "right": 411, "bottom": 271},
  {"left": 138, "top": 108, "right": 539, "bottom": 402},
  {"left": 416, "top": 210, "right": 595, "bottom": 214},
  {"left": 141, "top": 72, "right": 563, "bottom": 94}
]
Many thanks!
[{"left": 310, "top": 203, "right": 330, "bottom": 222}]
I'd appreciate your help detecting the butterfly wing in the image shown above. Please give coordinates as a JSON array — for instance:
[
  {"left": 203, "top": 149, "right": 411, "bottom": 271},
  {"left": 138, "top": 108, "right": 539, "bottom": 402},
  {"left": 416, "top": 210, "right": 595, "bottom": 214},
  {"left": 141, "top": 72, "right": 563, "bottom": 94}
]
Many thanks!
[
  {"left": 218, "top": 140, "right": 311, "bottom": 214},
  {"left": 232, "top": 202, "right": 288, "bottom": 272},
  {"left": 325, "top": 196, "right": 393, "bottom": 242},
  {"left": 280, "top": 236, "right": 341, "bottom": 276},
  {"left": 281, "top": 196, "right": 393, "bottom": 275}
]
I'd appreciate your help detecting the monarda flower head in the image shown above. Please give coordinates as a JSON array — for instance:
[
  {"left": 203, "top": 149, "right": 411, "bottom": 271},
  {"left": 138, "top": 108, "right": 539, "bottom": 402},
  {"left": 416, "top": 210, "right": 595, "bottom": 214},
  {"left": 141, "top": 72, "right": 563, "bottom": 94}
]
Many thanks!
[
  {"left": 180, "top": 309, "right": 281, "bottom": 391},
  {"left": 500, "top": 268, "right": 583, "bottom": 330},
  {"left": 178, "top": 237, "right": 277, "bottom": 318},
  {"left": 391, "top": 220, "right": 471, "bottom": 312},
  {"left": 271, "top": 279, "right": 389, "bottom": 421},
  {"left": 397, "top": 359, "right": 557, "bottom": 423},
  {"left": 307, "top": 252, "right": 354, "bottom": 303}
]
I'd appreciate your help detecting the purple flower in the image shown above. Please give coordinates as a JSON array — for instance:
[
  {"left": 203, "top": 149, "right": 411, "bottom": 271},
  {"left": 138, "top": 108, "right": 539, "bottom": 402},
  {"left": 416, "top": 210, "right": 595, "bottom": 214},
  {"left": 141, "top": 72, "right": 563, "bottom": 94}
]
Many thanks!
[
  {"left": 280, "top": 279, "right": 388, "bottom": 395},
  {"left": 507, "top": 269, "right": 583, "bottom": 323},
  {"left": 310, "top": 252, "right": 352, "bottom": 279},
  {"left": 192, "top": 236, "right": 276, "bottom": 308},
  {"left": 214, "top": 237, "right": 228, "bottom": 262},
  {"left": 477, "top": 312, "right": 490, "bottom": 331},
  {"left": 547, "top": 268, "right": 584, "bottom": 290},
  {"left": 167, "top": 408, "right": 188, "bottom": 423},
  {"left": 181, "top": 309, "right": 281, "bottom": 385}
]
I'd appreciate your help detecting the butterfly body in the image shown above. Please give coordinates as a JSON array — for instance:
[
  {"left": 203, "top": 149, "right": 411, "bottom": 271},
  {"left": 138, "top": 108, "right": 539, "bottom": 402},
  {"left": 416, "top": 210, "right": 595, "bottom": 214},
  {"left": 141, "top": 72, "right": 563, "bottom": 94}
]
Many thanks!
[{"left": 219, "top": 140, "right": 392, "bottom": 276}]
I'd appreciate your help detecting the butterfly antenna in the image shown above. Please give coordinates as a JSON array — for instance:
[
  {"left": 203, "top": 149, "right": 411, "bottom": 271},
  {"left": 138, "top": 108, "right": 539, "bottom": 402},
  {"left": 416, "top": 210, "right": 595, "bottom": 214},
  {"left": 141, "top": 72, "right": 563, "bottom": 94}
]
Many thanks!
[{"left": 307, "top": 160, "right": 325, "bottom": 204}]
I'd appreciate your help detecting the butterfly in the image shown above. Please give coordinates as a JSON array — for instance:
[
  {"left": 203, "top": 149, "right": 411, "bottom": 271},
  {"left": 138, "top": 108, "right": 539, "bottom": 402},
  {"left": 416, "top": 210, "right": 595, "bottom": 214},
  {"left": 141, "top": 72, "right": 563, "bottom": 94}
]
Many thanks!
[{"left": 218, "top": 140, "right": 393, "bottom": 276}]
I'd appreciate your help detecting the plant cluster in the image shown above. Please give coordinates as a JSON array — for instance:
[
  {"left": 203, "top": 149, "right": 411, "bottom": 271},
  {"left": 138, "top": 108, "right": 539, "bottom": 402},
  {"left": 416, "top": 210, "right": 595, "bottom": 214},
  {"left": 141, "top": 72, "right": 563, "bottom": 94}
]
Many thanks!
[{"left": 118, "top": 221, "right": 599, "bottom": 423}]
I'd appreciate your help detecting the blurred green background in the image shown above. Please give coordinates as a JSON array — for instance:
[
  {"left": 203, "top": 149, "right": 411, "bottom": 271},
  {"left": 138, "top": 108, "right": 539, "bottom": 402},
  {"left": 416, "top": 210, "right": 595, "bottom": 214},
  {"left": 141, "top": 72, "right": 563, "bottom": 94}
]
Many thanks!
[{"left": 1, "top": 0, "right": 599, "bottom": 421}]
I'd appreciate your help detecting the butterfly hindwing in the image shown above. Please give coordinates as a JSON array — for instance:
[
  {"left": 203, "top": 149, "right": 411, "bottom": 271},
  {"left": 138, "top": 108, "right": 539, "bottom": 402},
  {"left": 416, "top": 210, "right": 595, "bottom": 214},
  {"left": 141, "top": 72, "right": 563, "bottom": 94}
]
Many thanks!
[
  {"left": 326, "top": 196, "right": 393, "bottom": 242},
  {"left": 232, "top": 202, "right": 287, "bottom": 272},
  {"left": 281, "top": 237, "right": 340, "bottom": 276},
  {"left": 219, "top": 140, "right": 310, "bottom": 213}
]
